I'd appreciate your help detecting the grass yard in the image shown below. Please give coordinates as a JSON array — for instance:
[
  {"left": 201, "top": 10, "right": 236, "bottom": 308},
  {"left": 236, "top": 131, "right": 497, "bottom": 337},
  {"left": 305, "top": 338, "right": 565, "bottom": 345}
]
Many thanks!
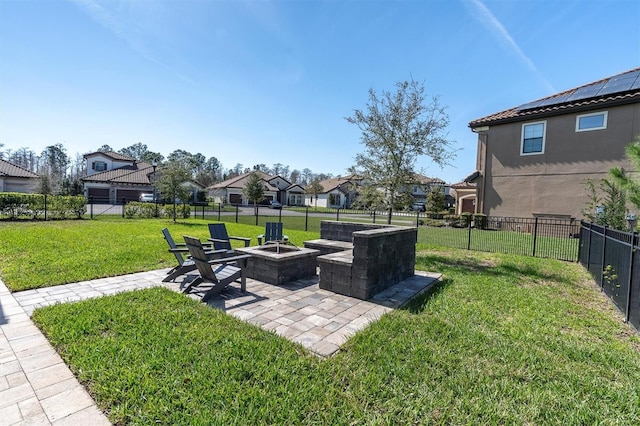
[
  {"left": 32, "top": 247, "right": 640, "bottom": 424},
  {"left": 0, "top": 219, "right": 318, "bottom": 291}
]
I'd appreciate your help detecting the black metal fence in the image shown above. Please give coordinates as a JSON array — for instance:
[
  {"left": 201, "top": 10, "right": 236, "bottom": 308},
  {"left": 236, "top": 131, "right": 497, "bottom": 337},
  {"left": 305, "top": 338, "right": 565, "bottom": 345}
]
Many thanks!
[{"left": 579, "top": 221, "right": 640, "bottom": 331}]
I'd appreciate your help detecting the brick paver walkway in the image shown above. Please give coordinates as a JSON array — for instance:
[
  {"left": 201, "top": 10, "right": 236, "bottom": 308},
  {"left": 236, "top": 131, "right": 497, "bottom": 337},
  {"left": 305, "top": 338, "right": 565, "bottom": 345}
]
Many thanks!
[{"left": 2, "top": 268, "right": 440, "bottom": 424}]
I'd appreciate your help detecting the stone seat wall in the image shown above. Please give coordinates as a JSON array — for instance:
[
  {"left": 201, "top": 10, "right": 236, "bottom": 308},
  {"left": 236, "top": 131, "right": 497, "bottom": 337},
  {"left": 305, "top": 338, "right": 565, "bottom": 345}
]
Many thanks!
[{"left": 316, "top": 222, "right": 417, "bottom": 300}]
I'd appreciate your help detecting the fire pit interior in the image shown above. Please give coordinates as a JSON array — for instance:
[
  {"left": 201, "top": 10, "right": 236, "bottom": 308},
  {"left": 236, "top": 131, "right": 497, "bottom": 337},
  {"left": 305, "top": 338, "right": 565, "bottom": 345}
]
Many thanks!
[{"left": 236, "top": 244, "right": 319, "bottom": 285}]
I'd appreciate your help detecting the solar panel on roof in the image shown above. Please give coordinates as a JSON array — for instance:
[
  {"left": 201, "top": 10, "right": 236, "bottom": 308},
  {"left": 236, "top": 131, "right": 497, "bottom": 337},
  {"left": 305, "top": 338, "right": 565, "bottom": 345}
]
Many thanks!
[
  {"left": 516, "top": 100, "right": 543, "bottom": 111},
  {"left": 565, "top": 83, "right": 606, "bottom": 102},
  {"left": 537, "top": 94, "right": 571, "bottom": 107},
  {"left": 608, "top": 70, "right": 640, "bottom": 83},
  {"left": 631, "top": 79, "right": 640, "bottom": 90}
]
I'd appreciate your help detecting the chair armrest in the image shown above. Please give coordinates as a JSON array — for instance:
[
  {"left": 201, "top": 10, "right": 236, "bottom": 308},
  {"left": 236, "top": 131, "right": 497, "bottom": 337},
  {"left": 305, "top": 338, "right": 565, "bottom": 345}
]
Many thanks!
[
  {"left": 207, "top": 254, "right": 252, "bottom": 265},
  {"left": 168, "top": 247, "right": 190, "bottom": 253},
  {"left": 207, "top": 238, "right": 228, "bottom": 243},
  {"left": 229, "top": 236, "right": 252, "bottom": 247}
]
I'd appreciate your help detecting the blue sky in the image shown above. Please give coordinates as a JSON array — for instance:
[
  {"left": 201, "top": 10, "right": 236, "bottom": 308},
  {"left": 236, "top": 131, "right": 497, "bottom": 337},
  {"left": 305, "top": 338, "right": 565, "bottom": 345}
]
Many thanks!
[{"left": 1, "top": 0, "right": 639, "bottom": 183}]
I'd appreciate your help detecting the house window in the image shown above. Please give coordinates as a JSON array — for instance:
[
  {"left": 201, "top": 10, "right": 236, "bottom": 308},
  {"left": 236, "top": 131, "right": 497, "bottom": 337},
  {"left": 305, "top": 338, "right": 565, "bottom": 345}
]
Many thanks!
[
  {"left": 576, "top": 111, "right": 607, "bottom": 132},
  {"left": 521, "top": 121, "right": 546, "bottom": 155},
  {"left": 92, "top": 161, "right": 107, "bottom": 171}
]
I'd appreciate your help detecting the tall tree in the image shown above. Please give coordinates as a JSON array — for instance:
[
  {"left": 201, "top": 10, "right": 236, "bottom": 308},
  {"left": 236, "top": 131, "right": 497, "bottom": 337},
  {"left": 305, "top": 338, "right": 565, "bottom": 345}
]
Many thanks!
[
  {"left": 301, "top": 168, "right": 313, "bottom": 186},
  {"left": 97, "top": 144, "right": 114, "bottom": 152},
  {"left": 289, "top": 169, "right": 301, "bottom": 184},
  {"left": 40, "top": 144, "right": 69, "bottom": 194},
  {"left": 346, "top": 78, "right": 456, "bottom": 223},
  {"left": 426, "top": 186, "right": 446, "bottom": 213},
  {"left": 243, "top": 172, "right": 265, "bottom": 215},
  {"left": 119, "top": 142, "right": 150, "bottom": 160}
]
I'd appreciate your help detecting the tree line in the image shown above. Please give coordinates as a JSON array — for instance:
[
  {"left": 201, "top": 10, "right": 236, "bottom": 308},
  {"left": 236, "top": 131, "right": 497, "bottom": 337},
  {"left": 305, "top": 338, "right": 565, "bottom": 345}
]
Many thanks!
[{"left": 0, "top": 141, "right": 337, "bottom": 196}]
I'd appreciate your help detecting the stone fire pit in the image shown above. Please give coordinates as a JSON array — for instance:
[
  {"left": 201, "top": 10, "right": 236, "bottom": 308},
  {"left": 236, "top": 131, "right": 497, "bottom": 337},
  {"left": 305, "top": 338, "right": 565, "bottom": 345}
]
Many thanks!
[{"left": 236, "top": 243, "right": 319, "bottom": 285}]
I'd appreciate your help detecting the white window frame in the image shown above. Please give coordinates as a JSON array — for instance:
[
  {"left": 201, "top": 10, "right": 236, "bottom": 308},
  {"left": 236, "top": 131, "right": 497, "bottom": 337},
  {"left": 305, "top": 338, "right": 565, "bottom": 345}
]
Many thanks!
[
  {"left": 520, "top": 121, "right": 546, "bottom": 156},
  {"left": 575, "top": 111, "right": 608, "bottom": 132}
]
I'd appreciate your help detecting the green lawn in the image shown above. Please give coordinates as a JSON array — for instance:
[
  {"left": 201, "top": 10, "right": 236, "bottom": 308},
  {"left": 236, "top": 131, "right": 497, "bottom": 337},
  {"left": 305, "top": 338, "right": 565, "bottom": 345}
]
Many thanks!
[
  {"left": 32, "top": 248, "right": 640, "bottom": 424},
  {"left": 0, "top": 219, "right": 317, "bottom": 291}
]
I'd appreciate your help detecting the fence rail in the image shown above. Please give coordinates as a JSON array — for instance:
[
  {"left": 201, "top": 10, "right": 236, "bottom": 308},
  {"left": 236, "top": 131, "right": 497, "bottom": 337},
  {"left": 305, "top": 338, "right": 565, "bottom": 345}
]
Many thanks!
[{"left": 579, "top": 221, "right": 640, "bottom": 331}]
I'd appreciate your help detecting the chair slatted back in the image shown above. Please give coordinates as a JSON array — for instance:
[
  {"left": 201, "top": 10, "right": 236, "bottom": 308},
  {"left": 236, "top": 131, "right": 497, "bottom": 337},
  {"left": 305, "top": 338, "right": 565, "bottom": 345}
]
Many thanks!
[
  {"left": 163, "top": 228, "right": 186, "bottom": 266},
  {"left": 207, "top": 223, "right": 232, "bottom": 251},
  {"left": 264, "top": 222, "right": 283, "bottom": 242},
  {"left": 183, "top": 236, "right": 219, "bottom": 283}
]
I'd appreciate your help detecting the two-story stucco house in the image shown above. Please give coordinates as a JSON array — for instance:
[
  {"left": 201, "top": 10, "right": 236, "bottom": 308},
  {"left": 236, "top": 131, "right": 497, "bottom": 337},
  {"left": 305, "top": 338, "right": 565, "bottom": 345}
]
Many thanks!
[
  {"left": 82, "top": 151, "right": 156, "bottom": 202},
  {"left": 468, "top": 68, "right": 640, "bottom": 219}
]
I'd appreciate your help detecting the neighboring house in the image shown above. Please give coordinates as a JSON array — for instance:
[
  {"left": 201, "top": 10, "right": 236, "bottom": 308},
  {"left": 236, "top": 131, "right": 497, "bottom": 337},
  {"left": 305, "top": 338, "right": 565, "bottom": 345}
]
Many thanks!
[
  {"left": 410, "top": 174, "right": 448, "bottom": 203},
  {"left": 450, "top": 178, "right": 477, "bottom": 215},
  {"left": 305, "top": 176, "right": 361, "bottom": 208},
  {"left": 82, "top": 151, "right": 156, "bottom": 202},
  {"left": 468, "top": 68, "right": 640, "bottom": 219},
  {"left": 0, "top": 158, "right": 39, "bottom": 193},
  {"left": 209, "top": 171, "right": 304, "bottom": 206}
]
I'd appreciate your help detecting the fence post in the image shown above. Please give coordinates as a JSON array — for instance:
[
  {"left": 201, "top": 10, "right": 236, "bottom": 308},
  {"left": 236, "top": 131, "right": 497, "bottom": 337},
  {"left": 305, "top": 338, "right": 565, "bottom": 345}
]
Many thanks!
[
  {"left": 532, "top": 217, "right": 539, "bottom": 257},
  {"left": 467, "top": 216, "right": 472, "bottom": 250},
  {"left": 600, "top": 226, "right": 608, "bottom": 289},
  {"left": 586, "top": 222, "right": 592, "bottom": 268},
  {"left": 625, "top": 231, "right": 637, "bottom": 322},
  {"left": 337, "top": 208, "right": 340, "bottom": 222},
  {"left": 372, "top": 209, "right": 376, "bottom": 224},
  {"left": 90, "top": 196, "right": 93, "bottom": 219},
  {"left": 279, "top": 207, "right": 282, "bottom": 223},
  {"left": 122, "top": 198, "right": 125, "bottom": 218},
  {"left": 44, "top": 194, "right": 48, "bottom": 221},
  {"left": 416, "top": 210, "right": 420, "bottom": 228},
  {"left": 305, "top": 206, "right": 309, "bottom": 231},
  {"left": 218, "top": 203, "right": 221, "bottom": 221},
  {"left": 387, "top": 207, "right": 392, "bottom": 225}
]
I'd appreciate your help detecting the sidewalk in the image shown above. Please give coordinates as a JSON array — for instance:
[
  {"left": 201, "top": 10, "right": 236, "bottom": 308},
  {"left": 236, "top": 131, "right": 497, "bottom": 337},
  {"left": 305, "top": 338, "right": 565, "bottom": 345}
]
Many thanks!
[{"left": 2, "top": 268, "right": 440, "bottom": 425}]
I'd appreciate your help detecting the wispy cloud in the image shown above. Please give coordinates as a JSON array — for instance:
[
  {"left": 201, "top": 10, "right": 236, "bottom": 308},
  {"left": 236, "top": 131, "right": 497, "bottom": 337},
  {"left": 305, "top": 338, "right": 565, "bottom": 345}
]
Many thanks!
[
  {"left": 69, "top": 0, "right": 197, "bottom": 85},
  {"left": 464, "top": 0, "right": 555, "bottom": 93}
]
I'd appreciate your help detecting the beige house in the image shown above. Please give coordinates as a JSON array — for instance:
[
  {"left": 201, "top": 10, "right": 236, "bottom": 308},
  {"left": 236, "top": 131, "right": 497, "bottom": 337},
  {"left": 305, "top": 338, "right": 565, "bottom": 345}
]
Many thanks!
[
  {"left": 469, "top": 68, "right": 640, "bottom": 219},
  {"left": 0, "top": 159, "right": 39, "bottom": 193},
  {"left": 305, "top": 176, "right": 361, "bottom": 208},
  {"left": 209, "top": 171, "right": 304, "bottom": 206}
]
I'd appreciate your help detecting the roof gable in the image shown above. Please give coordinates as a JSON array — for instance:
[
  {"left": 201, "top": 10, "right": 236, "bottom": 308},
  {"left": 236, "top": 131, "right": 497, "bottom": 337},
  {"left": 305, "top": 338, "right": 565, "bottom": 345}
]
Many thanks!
[
  {"left": 83, "top": 151, "right": 136, "bottom": 162},
  {"left": 0, "top": 159, "right": 39, "bottom": 178},
  {"left": 470, "top": 67, "right": 640, "bottom": 127},
  {"left": 82, "top": 161, "right": 154, "bottom": 185}
]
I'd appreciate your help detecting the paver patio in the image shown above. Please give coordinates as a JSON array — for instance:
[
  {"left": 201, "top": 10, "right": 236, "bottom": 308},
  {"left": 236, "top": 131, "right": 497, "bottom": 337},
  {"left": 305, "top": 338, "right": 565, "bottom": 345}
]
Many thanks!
[{"left": 2, "top": 268, "right": 440, "bottom": 424}]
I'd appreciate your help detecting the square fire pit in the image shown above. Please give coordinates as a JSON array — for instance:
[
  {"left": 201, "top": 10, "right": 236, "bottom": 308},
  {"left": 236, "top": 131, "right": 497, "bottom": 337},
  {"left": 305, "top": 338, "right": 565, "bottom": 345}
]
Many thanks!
[{"left": 236, "top": 244, "right": 319, "bottom": 285}]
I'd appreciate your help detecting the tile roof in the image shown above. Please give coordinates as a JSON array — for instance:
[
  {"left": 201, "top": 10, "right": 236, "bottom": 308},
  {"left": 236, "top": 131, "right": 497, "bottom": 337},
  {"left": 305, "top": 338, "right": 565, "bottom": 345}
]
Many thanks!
[
  {"left": 469, "top": 67, "right": 640, "bottom": 128},
  {"left": 83, "top": 151, "right": 136, "bottom": 162},
  {"left": 82, "top": 161, "right": 154, "bottom": 185},
  {"left": 210, "top": 171, "right": 279, "bottom": 192},
  {"left": 450, "top": 181, "right": 476, "bottom": 189},
  {"left": 0, "top": 159, "right": 39, "bottom": 178}
]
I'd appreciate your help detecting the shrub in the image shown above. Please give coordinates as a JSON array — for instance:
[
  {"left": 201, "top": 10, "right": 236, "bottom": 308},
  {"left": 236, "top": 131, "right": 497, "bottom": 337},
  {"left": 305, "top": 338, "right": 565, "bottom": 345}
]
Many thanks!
[
  {"left": 460, "top": 212, "right": 472, "bottom": 228},
  {"left": 473, "top": 213, "right": 488, "bottom": 229}
]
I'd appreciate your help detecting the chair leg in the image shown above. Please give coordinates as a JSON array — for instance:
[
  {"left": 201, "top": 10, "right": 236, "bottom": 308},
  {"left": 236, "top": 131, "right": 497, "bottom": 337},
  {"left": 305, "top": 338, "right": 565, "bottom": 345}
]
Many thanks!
[
  {"left": 183, "top": 276, "right": 203, "bottom": 293},
  {"left": 201, "top": 281, "right": 227, "bottom": 302},
  {"left": 162, "top": 264, "right": 196, "bottom": 282}
]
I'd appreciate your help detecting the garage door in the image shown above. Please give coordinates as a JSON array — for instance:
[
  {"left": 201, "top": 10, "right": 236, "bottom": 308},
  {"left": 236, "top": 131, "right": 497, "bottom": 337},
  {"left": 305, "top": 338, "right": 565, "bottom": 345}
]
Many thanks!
[
  {"left": 116, "top": 189, "right": 141, "bottom": 203},
  {"left": 88, "top": 188, "right": 109, "bottom": 203},
  {"left": 229, "top": 194, "right": 242, "bottom": 204}
]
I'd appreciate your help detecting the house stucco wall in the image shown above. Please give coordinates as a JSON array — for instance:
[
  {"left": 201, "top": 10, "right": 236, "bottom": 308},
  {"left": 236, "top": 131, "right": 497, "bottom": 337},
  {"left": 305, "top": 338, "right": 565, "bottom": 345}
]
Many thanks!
[{"left": 477, "top": 102, "right": 640, "bottom": 218}]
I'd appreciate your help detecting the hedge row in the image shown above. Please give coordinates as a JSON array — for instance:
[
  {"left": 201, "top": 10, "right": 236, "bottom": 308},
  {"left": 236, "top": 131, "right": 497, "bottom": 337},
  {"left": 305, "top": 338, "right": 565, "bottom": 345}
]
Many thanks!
[
  {"left": 124, "top": 202, "right": 191, "bottom": 219},
  {"left": 0, "top": 193, "right": 86, "bottom": 220}
]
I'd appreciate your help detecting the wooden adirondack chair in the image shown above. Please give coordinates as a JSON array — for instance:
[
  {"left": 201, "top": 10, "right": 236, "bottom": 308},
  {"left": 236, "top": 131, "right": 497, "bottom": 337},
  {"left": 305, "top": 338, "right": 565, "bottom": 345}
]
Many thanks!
[
  {"left": 182, "top": 235, "right": 251, "bottom": 302},
  {"left": 207, "top": 223, "right": 251, "bottom": 252},
  {"left": 162, "top": 228, "right": 221, "bottom": 283},
  {"left": 257, "top": 222, "right": 288, "bottom": 245}
]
